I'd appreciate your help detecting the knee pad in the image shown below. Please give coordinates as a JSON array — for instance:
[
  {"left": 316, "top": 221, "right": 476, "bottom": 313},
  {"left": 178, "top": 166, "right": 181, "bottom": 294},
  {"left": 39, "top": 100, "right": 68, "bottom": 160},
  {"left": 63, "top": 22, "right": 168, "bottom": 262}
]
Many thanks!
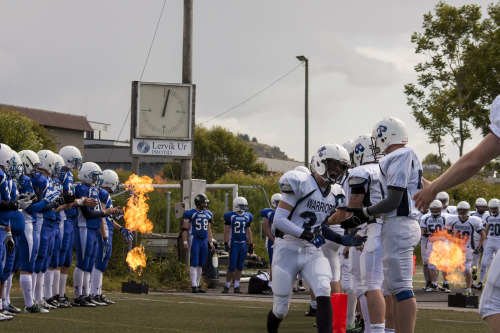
[
  {"left": 273, "top": 297, "right": 289, "bottom": 318},
  {"left": 396, "top": 290, "right": 414, "bottom": 302},
  {"left": 314, "top": 277, "right": 331, "bottom": 297}
]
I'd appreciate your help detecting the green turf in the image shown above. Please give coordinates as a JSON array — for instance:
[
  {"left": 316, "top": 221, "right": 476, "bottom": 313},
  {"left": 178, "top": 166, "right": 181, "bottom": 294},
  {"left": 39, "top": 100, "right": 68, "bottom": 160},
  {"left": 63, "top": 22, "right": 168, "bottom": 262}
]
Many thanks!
[{"left": 2, "top": 291, "right": 490, "bottom": 332}]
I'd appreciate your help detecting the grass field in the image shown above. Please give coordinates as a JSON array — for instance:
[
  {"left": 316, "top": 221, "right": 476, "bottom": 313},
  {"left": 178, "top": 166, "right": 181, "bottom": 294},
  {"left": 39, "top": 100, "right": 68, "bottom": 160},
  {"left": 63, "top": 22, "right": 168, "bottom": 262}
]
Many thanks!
[{"left": 2, "top": 291, "right": 490, "bottom": 332}]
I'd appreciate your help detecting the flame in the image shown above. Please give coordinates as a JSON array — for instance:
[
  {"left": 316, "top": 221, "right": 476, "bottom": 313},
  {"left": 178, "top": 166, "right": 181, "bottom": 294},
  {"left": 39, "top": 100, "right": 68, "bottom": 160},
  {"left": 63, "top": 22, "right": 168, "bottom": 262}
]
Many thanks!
[
  {"left": 123, "top": 174, "right": 154, "bottom": 234},
  {"left": 126, "top": 246, "right": 147, "bottom": 275},
  {"left": 428, "top": 229, "right": 469, "bottom": 283}
]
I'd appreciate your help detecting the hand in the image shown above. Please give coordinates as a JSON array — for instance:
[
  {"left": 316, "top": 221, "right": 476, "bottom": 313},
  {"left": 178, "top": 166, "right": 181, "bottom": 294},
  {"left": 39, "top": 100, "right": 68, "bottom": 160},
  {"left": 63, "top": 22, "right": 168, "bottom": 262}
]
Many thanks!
[
  {"left": 480, "top": 246, "right": 484, "bottom": 253},
  {"left": 102, "top": 237, "right": 110, "bottom": 254},
  {"left": 413, "top": 180, "right": 436, "bottom": 211},
  {"left": 224, "top": 242, "right": 230, "bottom": 253},
  {"left": 473, "top": 248, "right": 480, "bottom": 254},
  {"left": 103, "top": 208, "right": 116, "bottom": 216},
  {"left": 340, "top": 215, "right": 365, "bottom": 229},
  {"left": 16, "top": 197, "right": 32, "bottom": 210},
  {"left": 83, "top": 197, "right": 98, "bottom": 207},
  {"left": 184, "top": 242, "right": 190, "bottom": 250},
  {"left": 209, "top": 242, "right": 215, "bottom": 250},
  {"left": 345, "top": 207, "right": 372, "bottom": 224},
  {"left": 342, "top": 247, "right": 350, "bottom": 259},
  {"left": 5, "top": 232, "right": 14, "bottom": 255},
  {"left": 248, "top": 243, "right": 254, "bottom": 254},
  {"left": 55, "top": 193, "right": 75, "bottom": 206},
  {"left": 299, "top": 229, "right": 325, "bottom": 248},
  {"left": 120, "top": 228, "right": 133, "bottom": 242},
  {"left": 340, "top": 228, "right": 367, "bottom": 247}
]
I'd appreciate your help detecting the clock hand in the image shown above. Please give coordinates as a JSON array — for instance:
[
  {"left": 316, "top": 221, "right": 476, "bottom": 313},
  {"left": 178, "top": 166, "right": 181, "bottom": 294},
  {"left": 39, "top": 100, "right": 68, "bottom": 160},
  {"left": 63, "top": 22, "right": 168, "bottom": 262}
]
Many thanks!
[{"left": 161, "top": 89, "right": 171, "bottom": 117}]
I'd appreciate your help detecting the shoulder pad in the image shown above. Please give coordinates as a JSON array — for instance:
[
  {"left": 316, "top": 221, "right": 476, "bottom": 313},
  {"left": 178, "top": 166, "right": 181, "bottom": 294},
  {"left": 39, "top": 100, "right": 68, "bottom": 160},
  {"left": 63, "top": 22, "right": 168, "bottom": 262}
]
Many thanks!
[{"left": 348, "top": 176, "right": 368, "bottom": 187}]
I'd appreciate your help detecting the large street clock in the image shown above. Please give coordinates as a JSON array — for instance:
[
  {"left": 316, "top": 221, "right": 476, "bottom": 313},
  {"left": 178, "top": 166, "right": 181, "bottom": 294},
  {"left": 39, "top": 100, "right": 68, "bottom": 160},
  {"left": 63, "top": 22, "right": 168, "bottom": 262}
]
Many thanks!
[{"left": 137, "top": 82, "right": 193, "bottom": 139}]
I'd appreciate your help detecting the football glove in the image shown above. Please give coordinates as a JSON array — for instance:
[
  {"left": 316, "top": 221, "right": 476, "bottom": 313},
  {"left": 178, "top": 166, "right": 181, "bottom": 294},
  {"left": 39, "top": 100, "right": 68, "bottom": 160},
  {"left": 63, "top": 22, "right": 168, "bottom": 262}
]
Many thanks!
[
  {"left": 345, "top": 207, "right": 372, "bottom": 224},
  {"left": 102, "top": 237, "right": 110, "bottom": 254},
  {"left": 54, "top": 193, "right": 76, "bottom": 206},
  {"left": 16, "top": 197, "right": 33, "bottom": 210},
  {"left": 479, "top": 246, "right": 484, "bottom": 253},
  {"left": 299, "top": 229, "right": 326, "bottom": 248},
  {"left": 248, "top": 243, "right": 254, "bottom": 254},
  {"left": 224, "top": 242, "right": 230, "bottom": 253},
  {"left": 120, "top": 227, "right": 133, "bottom": 242},
  {"left": 340, "top": 228, "right": 367, "bottom": 247},
  {"left": 340, "top": 215, "right": 365, "bottom": 229},
  {"left": 473, "top": 248, "right": 480, "bottom": 255},
  {"left": 5, "top": 232, "right": 14, "bottom": 255}
]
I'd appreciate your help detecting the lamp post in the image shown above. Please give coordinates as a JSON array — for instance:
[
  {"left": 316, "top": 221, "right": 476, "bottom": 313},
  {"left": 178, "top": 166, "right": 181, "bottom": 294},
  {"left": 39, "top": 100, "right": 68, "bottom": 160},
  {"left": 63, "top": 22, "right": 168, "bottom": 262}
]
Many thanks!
[{"left": 296, "top": 55, "right": 309, "bottom": 167}]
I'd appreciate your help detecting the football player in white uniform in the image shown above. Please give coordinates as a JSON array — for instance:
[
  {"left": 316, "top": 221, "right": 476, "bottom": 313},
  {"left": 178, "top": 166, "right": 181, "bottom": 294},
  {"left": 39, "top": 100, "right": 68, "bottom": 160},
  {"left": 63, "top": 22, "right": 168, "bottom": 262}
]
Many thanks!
[
  {"left": 420, "top": 200, "right": 448, "bottom": 292},
  {"left": 343, "top": 117, "right": 422, "bottom": 333},
  {"left": 471, "top": 198, "right": 489, "bottom": 289},
  {"left": 478, "top": 199, "right": 500, "bottom": 290},
  {"left": 446, "top": 201, "right": 486, "bottom": 295},
  {"left": 266, "top": 144, "right": 365, "bottom": 333},
  {"left": 417, "top": 206, "right": 431, "bottom": 290},
  {"left": 340, "top": 134, "right": 385, "bottom": 333},
  {"left": 414, "top": 94, "right": 500, "bottom": 331},
  {"left": 437, "top": 191, "right": 457, "bottom": 215}
]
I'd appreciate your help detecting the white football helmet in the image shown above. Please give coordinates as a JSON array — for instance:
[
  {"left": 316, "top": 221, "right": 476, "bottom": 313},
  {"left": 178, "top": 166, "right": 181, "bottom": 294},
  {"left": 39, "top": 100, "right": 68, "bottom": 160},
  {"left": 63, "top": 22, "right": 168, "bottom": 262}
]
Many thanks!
[
  {"left": 476, "top": 198, "right": 487, "bottom": 207},
  {"left": 372, "top": 117, "right": 408, "bottom": 154},
  {"left": 436, "top": 191, "right": 450, "bottom": 208},
  {"left": 0, "top": 144, "right": 15, "bottom": 176},
  {"left": 270, "top": 193, "right": 282, "bottom": 208},
  {"left": 37, "top": 150, "right": 57, "bottom": 175},
  {"left": 79, "top": 162, "right": 103, "bottom": 185},
  {"left": 294, "top": 166, "right": 310, "bottom": 174},
  {"left": 352, "top": 134, "right": 378, "bottom": 167},
  {"left": 10, "top": 151, "right": 23, "bottom": 180},
  {"left": 53, "top": 154, "right": 65, "bottom": 178},
  {"left": 457, "top": 201, "right": 470, "bottom": 218},
  {"left": 59, "top": 145, "right": 83, "bottom": 170},
  {"left": 310, "top": 144, "right": 350, "bottom": 184},
  {"left": 19, "top": 150, "right": 41, "bottom": 178},
  {"left": 233, "top": 197, "right": 248, "bottom": 213},
  {"left": 429, "top": 200, "right": 443, "bottom": 218},
  {"left": 101, "top": 169, "right": 120, "bottom": 193},
  {"left": 488, "top": 198, "right": 500, "bottom": 215},
  {"left": 341, "top": 140, "right": 354, "bottom": 167}
]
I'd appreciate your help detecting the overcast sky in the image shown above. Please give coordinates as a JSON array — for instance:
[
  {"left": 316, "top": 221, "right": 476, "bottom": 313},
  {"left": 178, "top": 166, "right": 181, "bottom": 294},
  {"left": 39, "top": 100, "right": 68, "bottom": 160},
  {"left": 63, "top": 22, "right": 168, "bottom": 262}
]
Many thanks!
[{"left": 0, "top": 0, "right": 493, "bottom": 163}]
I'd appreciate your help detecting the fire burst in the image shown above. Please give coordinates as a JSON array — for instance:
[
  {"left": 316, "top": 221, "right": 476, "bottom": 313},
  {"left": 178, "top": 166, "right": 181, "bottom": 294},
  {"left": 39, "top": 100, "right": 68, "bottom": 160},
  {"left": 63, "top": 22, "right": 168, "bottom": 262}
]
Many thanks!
[
  {"left": 126, "top": 245, "right": 147, "bottom": 275},
  {"left": 428, "top": 229, "right": 469, "bottom": 283},
  {"left": 123, "top": 174, "right": 154, "bottom": 234}
]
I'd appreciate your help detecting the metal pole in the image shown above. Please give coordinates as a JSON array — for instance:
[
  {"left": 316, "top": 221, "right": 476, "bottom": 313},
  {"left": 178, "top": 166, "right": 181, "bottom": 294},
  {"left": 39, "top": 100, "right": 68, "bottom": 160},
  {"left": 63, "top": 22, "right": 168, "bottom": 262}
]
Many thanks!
[
  {"left": 296, "top": 55, "right": 309, "bottom": 166},
  {"left": 166, "top": 191, "right": 171, "bottom": 233}
]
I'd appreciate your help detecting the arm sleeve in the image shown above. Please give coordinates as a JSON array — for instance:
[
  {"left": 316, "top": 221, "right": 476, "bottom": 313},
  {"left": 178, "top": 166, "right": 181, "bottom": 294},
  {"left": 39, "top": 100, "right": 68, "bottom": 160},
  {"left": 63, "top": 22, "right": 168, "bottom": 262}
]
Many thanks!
[
  {"left": 25, "top": 199, "right": 49, "bottom": 215},
  {"left": 0, "top": 201, "right": 17, "bottom": 211},
  {"left": 366, "top": 188, "right": 404, "bottom": 216},
  {"left": 273, "top": 207, "right": 304, "bottom": 238},
  {"left": 80, "top": 206, "right": 105, "bottom": 219},
  {"left": 321, "top": 223, "right": 343, "bottom": 244},
  {"left": 40, "top": 201, "right": 58, "bottom": 212}
]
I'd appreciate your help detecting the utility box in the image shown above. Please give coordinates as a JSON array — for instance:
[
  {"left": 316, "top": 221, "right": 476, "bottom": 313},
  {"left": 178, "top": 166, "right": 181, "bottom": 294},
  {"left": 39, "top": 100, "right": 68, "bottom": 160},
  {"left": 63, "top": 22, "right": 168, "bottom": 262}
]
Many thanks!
[
  {"left": 448, "top": 293, "right": 478, "bottom": 308},
  {"left": 183, "top": 179, "right": 207, "bottom": 207},
  {"left": 122, "top": 280, "right": 149, "bottom": 294},
  {"left": 175, "top": 202, "right": 189, "bottom": 218}
]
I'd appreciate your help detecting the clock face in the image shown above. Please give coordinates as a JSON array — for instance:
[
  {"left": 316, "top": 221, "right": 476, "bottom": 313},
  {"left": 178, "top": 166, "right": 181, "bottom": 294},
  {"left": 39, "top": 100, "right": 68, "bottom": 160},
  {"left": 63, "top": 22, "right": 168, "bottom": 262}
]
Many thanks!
[{"left": 138, "top": 83, "right": 191, "bottom": 139}]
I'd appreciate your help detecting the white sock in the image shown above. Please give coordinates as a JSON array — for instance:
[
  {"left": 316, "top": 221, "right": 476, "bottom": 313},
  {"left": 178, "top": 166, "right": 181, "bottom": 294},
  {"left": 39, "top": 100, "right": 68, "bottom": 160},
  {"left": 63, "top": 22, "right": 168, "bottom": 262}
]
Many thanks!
[
  {"left": 196, "top": 267, "right": 202, "bottom": 286},
  {"left": 385, "top": 329, "right": 395, "bottom": 333},
  {"left": 346, "top": 291, "right": 357, "bottom": 328},
  {"left": 311, "top": 300, "right": 317, "bottom": 310},
  {"left": 2, "top": 282, "right": 7, "bottom": 308},
  {"left": 359, "top": 294, "right": 371, "bottom": 333},
  {"left": 73, "top": 267, "right": 84, "bottom": 298},
  {"left": 268, "top": 281, "right": 272, "bottom": 288},
  {"left": 44, "top": 270, "right": 54, "bottom": 299},
  {"left": 52, "top": 270, "right": 60, "bottom": 297},
  {"left": 370, "top": 323, "right": 385, "bottom": 333},
  {"left": 91, "top": 269, "right": 103, "bottom": 296},
  {"left": 82, "top": 271, "right": 91, "bottom": 297},
  {"left": 59, "top": 273, "right": 68, "bottom": 298},
  {"left": 32, "top": 272, "right": 37, "bottom": 300},
  {"left": 225, "top": 282, "right": 230, "bottom": 288},
  {"left": 20, "top": 274, "right": 34, "bottom": 307},
  {"left": 190, "top": 267, "right": 198, "bottom": 287},
  {"left": 35, "top": 273, "right": 44, "bottom": 302},
  {"left": 6, "top": 273, "right": 13, "bottom": 306},
  {"left": 234, "top": 280, "right": 240, "bottom": 288}
]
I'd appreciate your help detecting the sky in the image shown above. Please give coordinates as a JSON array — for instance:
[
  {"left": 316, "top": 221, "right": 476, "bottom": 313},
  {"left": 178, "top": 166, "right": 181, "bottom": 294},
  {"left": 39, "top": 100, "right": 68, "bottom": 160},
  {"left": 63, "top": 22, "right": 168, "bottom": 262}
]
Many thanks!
[{"left": 0, "top": 0, "right": 493, "bottom": 163}]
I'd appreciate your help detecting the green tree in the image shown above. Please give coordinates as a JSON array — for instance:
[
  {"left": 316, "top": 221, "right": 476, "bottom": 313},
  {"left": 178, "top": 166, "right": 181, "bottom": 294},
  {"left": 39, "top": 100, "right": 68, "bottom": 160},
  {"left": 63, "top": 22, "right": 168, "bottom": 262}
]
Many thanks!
[
  {"left": 0, "top": 107, "right": 56, "bottom": 151},
  {"left": 404, "top": 1, "right": 489, "bottom": 157}
]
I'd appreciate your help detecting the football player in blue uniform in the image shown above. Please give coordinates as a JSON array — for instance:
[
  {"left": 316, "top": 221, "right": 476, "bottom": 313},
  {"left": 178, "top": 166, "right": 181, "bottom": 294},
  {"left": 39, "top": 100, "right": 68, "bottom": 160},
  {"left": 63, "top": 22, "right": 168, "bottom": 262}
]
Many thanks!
[
  {"left": 182, "top": 193, "right": 215, "bottom": 293},
  {"left": 222, "top": 197, "right": 253, "bottom": 294},
  {"left": 73, "top": 162, "right": 117, "bottom": 307},
  {"left": 260, "top": 193, "right": 281, "bottom": 294},
  {"left": 90, "top": 169, "right": 132, "bottom": 305}
]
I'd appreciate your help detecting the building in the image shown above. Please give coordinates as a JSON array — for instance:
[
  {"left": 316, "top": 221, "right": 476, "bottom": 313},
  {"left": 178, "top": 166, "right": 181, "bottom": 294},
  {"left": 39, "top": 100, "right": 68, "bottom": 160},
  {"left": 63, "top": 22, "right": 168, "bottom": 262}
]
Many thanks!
[{"left": 0, "top": 103, "right": 93, "bottom": 153}]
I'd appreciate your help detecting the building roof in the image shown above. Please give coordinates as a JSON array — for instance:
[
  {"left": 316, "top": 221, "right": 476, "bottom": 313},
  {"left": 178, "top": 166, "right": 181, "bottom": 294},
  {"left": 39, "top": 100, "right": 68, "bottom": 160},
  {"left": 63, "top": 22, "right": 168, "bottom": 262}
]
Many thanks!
[{"left": 0, "top": 103, "right": 93, "bottom": 132}]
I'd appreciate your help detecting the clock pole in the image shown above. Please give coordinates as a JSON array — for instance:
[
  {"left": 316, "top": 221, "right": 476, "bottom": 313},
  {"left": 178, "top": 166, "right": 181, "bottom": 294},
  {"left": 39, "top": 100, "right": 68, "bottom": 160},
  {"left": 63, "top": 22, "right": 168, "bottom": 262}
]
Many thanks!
[{"left": 178, "top": 0, "right": 193, "bottom": 266}]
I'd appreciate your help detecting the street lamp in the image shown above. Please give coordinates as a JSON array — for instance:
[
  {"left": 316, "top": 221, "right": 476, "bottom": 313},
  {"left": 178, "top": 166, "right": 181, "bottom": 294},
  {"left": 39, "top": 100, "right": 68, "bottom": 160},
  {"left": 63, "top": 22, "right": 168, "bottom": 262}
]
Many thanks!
[{"left": 296, "top": 55, "right": 309, "bottom": 167}]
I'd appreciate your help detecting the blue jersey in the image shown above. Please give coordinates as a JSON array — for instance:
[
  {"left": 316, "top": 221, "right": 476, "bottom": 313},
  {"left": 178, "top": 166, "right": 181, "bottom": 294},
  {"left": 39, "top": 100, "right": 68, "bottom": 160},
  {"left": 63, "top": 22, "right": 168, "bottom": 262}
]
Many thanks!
[
  {"left": 223, "top": 211, "right": 253, "bottom": 242},
  {"left": 183, "top": 208, "right": 213, "bottom": 239},
  {"left": 31, "top": 174, "right": 57, "bottom": 220},
  {"left": 0, "top": 169, "right": 10, "bottom": 226},
  {"left": 18, "top": 175, "right": 34, "bottom": 194},
  {"left": 59, "top": 168, "right": 76, "bottom": 219},
  {"left": 260, "top": 208, "right": 275, "bottom": 236},
  {"left": 99, "top": 189, "right": 114, "bottom": 230},
  {"left": 75, "top": 182, "right": 102, "bottom": 229}
]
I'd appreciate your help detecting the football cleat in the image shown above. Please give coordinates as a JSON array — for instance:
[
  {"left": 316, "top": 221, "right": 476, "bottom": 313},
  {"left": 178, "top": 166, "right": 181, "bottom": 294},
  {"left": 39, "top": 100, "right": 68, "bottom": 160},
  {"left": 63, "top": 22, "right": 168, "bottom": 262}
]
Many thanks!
[
  {"left": 477, "top": 282, "right": 483, "bottom": 290},
  {"left": 74, "top": 295, "right": 96, "bottom": 307},
  {"left": 0, "top": 312, "right": 13, "bottom": 320},
  {"left": 221, "top": 286, "right": 230, "bottom": 293},
  {"left": 262, "top": 287, "right": 273, "bottom": 295},
  {"left": 191, "top": 286, "right": 199, "bottom": 293},
  {"left": 234, "top": 287, "right": 243, "bottom": 294},
  {"left": 297, "top": 285, "right": 306, "bottom": 292},
  {"left": 425, "top": 285, "right": 439, "bottom": 292},
  {"left": 197, "top": 286, "right": 206, "bottom": 293},
  {"left": 97, "top": 295, "right": 115, "bottom": 305},
  {"left": 442, "top": 284, "right": 451, "bottom": 293},
  {"left": 5, "top": 303, "right": 21, "bottom": 314},
  {"left": 37, "top": 299, "right": 56, "bottom": 310},
  {"left": 1, "top": 309, "right": 16, "bottom": 317},
  {"left": 85, "top": 295, "right": 106, "bottom": 306},
  {"left": 25, "top": 303, "right": 49, "bottom": 313},
  {"left": 305, "top": 305, "right": 316, "bottom": 317},
  {"left": 46, "top": 296, "right": 61, "bottom": 308}
]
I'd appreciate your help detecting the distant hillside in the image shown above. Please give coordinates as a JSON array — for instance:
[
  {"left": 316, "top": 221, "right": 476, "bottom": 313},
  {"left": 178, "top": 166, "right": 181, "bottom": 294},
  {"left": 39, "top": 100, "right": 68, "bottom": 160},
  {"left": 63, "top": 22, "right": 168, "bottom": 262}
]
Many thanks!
[{"left": 237, "top": 133, "right": 291, "bottom": 160}]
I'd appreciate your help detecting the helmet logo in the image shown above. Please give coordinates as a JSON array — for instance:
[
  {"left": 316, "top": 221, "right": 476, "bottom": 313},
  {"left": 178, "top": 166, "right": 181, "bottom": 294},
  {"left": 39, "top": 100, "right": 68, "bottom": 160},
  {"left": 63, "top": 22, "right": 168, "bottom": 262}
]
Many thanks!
[
  {"left": 377, "top": 125, "right": 387, "bottom": 138},
  {"left": 318, "top": 146, "right": 326, "bottom": 157},
  {"left": 355, "top": 143, "right": 365, "bottom": 154}
]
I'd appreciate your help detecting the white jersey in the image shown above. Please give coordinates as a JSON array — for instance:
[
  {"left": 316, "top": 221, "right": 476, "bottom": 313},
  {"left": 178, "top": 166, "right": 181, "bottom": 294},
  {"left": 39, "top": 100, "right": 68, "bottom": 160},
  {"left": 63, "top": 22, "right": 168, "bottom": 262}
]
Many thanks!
[
  {"left": 278, "top": 170, "right": 343, "bottom": 236},
  {"left": 471, "top": 211, "right": 488, "bottom": 244},
  {"left": 378, "top": 147, "right": 423, "bottom": 219},
  {"left": 328, "top": 183, "right": 345, "bottom": 234},
  {"left": 446, "top": 215, "right": 484, "bottom": 249},
  {"left": 419, "top": 213, "right": 447, "bottom": 235},
  {"left": 484, "top": 213, "right": 500, "bottom": 240},
  {"left": 346, "top": 163, "right": 383, "bottom": 225},
  {"left": 489, "top": 94, "right": 500, "bottom": 138}
]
